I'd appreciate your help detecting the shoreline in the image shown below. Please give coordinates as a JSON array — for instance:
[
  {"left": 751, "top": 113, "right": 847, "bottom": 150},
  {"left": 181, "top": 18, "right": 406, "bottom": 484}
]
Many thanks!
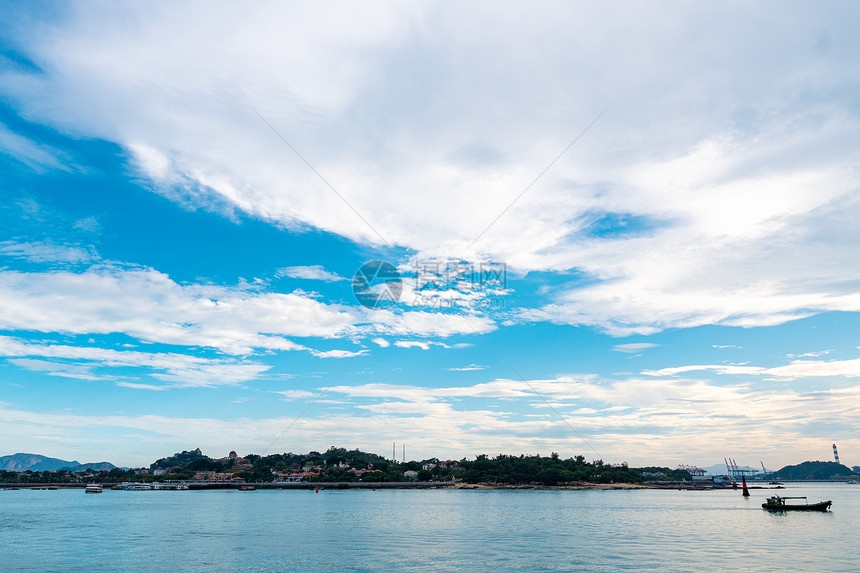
[{"left": 5, "top": 481, "right": 781, "bottom": 491}]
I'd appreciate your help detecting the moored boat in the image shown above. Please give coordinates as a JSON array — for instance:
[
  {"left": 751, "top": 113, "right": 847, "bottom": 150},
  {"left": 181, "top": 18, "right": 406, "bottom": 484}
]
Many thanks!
[
  {"left": 120, "top": 482, "right": 153, "bottom": 491},
  {"left": 152, "top": 482, "right": 189, "bottom": 490},
  {"left": 762, "top": 496, "right": 831, "bottom": 511}
]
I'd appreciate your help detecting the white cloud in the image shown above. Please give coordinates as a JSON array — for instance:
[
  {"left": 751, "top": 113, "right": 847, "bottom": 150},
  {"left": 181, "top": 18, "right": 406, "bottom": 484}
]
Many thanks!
[
  {"left": 308, "top": 349, "right": 368, "bottom": 358},
  {"left": 0, "top": 267, "right": 491, "bottom": 356},
  {"left": 1, "top": 371, "right": 858, "bottom": 467},
  {"left": 0, "top": 268, "right": 347, "bottom": 354},
  {"left": 276, "top": 390, "right": 316, "bottom": 400},
  {"left": 0, "top": 335, "right": 270, "bottom": 387},
  {"left": 643, "top": 364, "right": 766, "bottom": 377},
  {"left": 0, "top": 123, "right": 66, "bottom": 170},
  {"left": 4, "top": 3, "right": 860, "bottom": 335},
  {"left": 8, "top": 358, "right": 106, "bottom": 381},
  {"left": 787, "top": 350, "right": 832, "bottom": 358},
  {"left": 394, "top": 341, "right": 432, "bottom": 350},
  {"left": 276, "top": 265, "right": 346, "bottom": 282},
  {"left": 371, "top": 337, "right": 390, "bottom": 347},
  {"left": 371, "top": 311, "right": 495, "bottom": 338},
  {"left": 0, "top": 241, "right": 95, "bottom": 264},
  {"left": 644, "top": 355, "right": 860, "bottom": 381},
  {"left": 446, "top": 364, "right": 488, "bottom": 371},
  {"left": 393, "top": 340, "right": 460, "bottom": 350},
  {"left": 612, "top": 343, "right": 659, "bottom": 353}
]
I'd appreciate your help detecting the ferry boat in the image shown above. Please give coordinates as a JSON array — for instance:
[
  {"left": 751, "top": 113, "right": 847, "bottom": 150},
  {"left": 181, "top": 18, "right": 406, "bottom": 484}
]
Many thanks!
[
  {"left": 762, "top": 495, "right": 831, "bottom": 511},
  {"left": 120, "top": 482, "right": 152, "bottom": 491},
  {"left": 152, "top": 482, "right": 189, "bottom": 490},
  {"left": 84, "top": 484, "right": 103, "bottom": 494}
]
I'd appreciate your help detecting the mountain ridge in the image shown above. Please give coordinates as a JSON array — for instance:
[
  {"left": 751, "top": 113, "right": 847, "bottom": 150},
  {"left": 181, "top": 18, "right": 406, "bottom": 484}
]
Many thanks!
[{"left": 0, "top": 453, "right": 115, "bottom": 472}]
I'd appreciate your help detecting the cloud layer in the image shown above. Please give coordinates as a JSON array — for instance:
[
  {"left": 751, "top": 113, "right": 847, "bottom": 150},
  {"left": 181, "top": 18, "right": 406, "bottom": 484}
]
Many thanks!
[
  {"left": 2, "top": 2, "right": 859, "bottom": 335},
  {"left": 2, "top": 371, "right": 857, "bottom": 467}
]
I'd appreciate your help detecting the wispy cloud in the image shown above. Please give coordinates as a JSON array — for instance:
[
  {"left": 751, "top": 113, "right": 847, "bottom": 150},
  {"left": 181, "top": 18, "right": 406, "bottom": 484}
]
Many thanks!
[
  {"left": 1, "top": 369, "right": 858, "bottom": 467},
  {"left": 644, "top": 355, "right": 860, "bottom": 381},
  {"left": 0, "top": 267, "right": 494, "bottom": 355},
  {"left": 0, "top": 124, "right": 67, "bottom": 171},
  {"left": 787, "top": 350, "right": 832, "bottom": 359},
  {"left": 0, "top": 241, "right": 95, "bottom": 264},
  {"left": 276, "top": 265, "right": 346, "bottom": 282},
  {"left": 275, "top": 390, "right": 316, "bottom": 400},
  {"left": 393, "top": 340, "right": 459, "bottom": 350},
  {"left": 309, "top": 349, "right": 368, "bottom": 359},
  {"left": 446, "top": 364, "right": 488, "bottom": 371},
  {"left": 612, "top": 343, "right": 659, "bottom": 353},
  {"left": 0, "top": 336, "right": 270, "bottom": 388}
]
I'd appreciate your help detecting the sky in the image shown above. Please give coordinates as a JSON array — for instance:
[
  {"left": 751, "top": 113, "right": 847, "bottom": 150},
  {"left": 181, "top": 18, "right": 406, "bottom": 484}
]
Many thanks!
[{"left": 1, "top": 1, "right": 859, "bottom": 469}]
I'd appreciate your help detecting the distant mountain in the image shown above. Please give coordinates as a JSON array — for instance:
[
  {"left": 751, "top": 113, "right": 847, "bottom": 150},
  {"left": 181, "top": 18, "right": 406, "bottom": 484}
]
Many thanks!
[
  {"left": 62, "top": 461, "right": 116, "bottom": 472},
  {"left": 772, "top": 460, "right": 858, "bottom": 480},
  {"left": 0, "top": 453, "right": 78, "bottom": 471},
  {"left": 0, "top": 453, "right": 115, "bottom": 472}
]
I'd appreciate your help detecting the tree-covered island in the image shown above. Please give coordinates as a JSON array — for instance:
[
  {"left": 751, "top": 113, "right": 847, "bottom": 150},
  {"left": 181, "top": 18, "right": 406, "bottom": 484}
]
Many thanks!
[{"left": 1, "top": 447, "right": 697, "bottom": 486}]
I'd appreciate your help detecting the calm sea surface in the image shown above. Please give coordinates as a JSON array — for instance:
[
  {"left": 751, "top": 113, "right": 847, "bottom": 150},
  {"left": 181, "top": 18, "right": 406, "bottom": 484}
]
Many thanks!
[{"left": 2, "top": 483, "right": 858, "bottom": 572}]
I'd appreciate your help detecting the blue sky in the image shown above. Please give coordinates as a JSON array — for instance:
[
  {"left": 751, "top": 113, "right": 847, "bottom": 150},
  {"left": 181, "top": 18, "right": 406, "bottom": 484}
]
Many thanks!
[{"left": 1, "top": 1, "right": 859, "bottom": 468}]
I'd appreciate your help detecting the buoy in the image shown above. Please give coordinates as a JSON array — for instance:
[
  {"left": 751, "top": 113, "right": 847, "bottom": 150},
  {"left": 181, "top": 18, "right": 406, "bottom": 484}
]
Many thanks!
[
  {"left": 742, "top": 476, "right": 750, "bottom": 497},
  {"left": 315, "top": 487, "right": 319, "bottom": 493}
]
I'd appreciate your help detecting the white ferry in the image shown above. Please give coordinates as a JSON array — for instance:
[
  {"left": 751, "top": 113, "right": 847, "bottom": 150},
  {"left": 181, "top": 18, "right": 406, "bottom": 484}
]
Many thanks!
[{"left": 120, "top": 482, "right": 152, "bottom": 491}]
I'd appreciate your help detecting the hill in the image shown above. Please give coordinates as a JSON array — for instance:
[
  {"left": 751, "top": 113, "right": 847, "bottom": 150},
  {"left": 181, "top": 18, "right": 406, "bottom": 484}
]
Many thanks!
[
  {"left": 772, "top": 460, "right": 858, "bottom": 480},
  {"left": 150, "top": 448, "right": 208, "bottom": 470},
  {"left": 0, "top": 453, "right": 80, "bottom": 471},
  {"left": 62, "top": 461, "right": 116, "bottom": 472},
  {"left": 0, "top": 453, "right": 115, "bottom": 472}
]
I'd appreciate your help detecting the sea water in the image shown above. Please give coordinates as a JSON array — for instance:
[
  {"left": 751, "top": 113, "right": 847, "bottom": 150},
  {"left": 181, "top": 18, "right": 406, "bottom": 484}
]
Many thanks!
[{"left": 2, "top": 483, "right": 858, "bottom": 572}]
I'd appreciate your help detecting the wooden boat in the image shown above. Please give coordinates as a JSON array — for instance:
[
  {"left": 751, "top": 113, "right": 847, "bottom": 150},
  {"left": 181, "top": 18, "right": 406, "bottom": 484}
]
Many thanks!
[{"left": 762, "top": 496, "right": 830, "bottom": 511}]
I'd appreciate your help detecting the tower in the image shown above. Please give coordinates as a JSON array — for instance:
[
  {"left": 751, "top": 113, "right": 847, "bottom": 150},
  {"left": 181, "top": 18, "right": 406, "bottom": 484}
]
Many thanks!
[{"left": 833, "top": 444, "right": 840, "bottom": 465}]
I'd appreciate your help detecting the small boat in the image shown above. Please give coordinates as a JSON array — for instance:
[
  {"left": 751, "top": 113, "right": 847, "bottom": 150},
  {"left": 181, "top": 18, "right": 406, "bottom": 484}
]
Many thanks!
[
  {"left": 762, "top": 496, "right": 831, "bottom": 511},
  {"left": 85, "top": 484, "right": 103, "bottom": 494},
  {"left": 239, "top": 485, "right": 256, "bottom": 491},
  {"left": 769, "top": 481, "right": 783, "bottom": 485}
]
